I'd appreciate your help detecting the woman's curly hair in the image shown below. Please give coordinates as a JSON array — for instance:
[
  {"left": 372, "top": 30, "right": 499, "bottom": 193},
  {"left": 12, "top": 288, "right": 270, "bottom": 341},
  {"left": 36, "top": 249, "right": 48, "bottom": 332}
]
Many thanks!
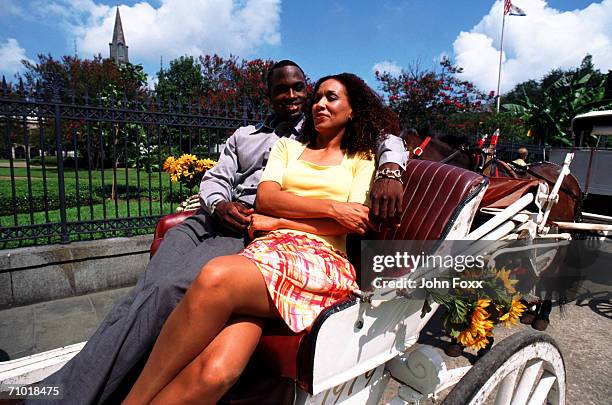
[{"left": 303, "top": 73, "right": 400, "bottom": 158}]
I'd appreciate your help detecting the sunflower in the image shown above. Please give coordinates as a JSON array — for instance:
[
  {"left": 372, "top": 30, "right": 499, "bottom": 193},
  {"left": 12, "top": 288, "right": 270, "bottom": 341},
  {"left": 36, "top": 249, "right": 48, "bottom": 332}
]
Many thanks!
[
  {"left": 162, "top": 154, "right": 218, "bottom": 189},
  {"left": 495, "top": 268, "right": 518, "bottom": 294},
  {"left": 162, "top": 156, "right": 176, "bottom": 172},
  {"left": 197, "top": 158, "right": 217, "bottom": 171},
  {"left": 457, "top": 299, "right": 495, "bottom": 350},
  {"left": 498, "top": 298, "right": 526, "bottom": 327}
]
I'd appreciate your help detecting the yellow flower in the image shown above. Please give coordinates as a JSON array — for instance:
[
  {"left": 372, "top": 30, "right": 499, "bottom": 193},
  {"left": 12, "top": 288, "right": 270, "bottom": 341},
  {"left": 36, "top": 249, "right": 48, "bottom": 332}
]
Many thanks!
[
  {"left": 498, "top": 298, "right": 526, "bottom": 327},
  {"left": 179, "top": 154, "right": 197, "bottom": 165},
  {"left": 164, "top": 154, "right": 217, "bottom": 185},
  {"left": 458, "top": 299, "right": 495, "bottom": 350},
  {"left": 162, "top": 156, "right": 176, "bottom": 172},
  {"left": 495, "top": 268, "right": 518, "bottom": 294},
  {"left": 195, "top": 158, "right": 217, "bottom": 172}
]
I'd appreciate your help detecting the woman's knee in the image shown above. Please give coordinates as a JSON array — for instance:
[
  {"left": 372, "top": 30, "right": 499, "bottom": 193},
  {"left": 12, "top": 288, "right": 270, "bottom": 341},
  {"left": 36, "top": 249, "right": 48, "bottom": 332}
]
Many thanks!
[
  {"left": 188, "top": 257, "right": 236, "bottom": 304},
  {"left": 196, "top": 356, "right": 242, "bottom": 394}
]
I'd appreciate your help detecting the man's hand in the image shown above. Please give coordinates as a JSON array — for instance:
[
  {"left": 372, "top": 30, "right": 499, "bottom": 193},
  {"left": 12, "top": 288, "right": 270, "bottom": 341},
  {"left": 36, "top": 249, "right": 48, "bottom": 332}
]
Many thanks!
[
  {"left": 370, "top": 162, "right": 403, "bottom": 227},
  {"left": 212, "top": 201, "right": 254, "bottom": 234}
]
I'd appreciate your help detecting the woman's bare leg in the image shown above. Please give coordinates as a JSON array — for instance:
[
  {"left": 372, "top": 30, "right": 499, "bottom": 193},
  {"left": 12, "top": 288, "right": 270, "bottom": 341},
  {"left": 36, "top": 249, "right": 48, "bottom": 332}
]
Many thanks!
[
  {"left": 122, "top": 255, "right": 275, "bottom": 404},
  {"left": 150, "top": 316, "right": 264, "bottom": 405}
]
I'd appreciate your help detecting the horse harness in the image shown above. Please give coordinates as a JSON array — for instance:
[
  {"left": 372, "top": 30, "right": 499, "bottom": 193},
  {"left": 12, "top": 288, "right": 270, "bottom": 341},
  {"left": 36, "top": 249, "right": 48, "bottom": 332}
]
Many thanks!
[{"left": 409, "top": 136, "right": 465, "bottom": 164}]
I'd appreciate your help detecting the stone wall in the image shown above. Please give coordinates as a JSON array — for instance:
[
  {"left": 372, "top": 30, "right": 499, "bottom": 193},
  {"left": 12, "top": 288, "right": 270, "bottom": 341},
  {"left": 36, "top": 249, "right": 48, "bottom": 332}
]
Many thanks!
[{"left": 0, "top": 236, "right": 151, "bottom": 309}]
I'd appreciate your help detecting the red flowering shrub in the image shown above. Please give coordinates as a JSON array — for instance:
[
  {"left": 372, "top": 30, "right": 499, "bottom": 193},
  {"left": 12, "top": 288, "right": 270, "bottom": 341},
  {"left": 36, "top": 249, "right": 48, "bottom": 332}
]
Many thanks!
[{"left": 376, "top": 57, "right": 494, "bottom": 133}]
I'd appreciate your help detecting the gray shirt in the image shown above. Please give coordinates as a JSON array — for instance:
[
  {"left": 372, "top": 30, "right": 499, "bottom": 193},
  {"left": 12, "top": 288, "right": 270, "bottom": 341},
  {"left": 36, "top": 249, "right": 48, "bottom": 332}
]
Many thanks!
[{"left": 199, "top": 115, "right": 408, "bottom": 212}]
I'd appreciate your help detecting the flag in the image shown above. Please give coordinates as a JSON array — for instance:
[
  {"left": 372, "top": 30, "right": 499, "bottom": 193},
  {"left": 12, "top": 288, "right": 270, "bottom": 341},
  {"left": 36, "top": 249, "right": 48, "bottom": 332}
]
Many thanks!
[
  {"left": 504, "top": 0, "right": 527, "bottom": 16},
  {"left": 509, "top": 4, "right": 527, "bottom": 16}
]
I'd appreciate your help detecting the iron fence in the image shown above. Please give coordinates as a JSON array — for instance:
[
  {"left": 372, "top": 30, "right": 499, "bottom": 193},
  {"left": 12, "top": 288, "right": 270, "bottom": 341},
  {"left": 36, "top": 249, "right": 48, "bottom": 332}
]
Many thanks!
[{"left": 0, "top": 74, "right": 264, "bottom": 249}]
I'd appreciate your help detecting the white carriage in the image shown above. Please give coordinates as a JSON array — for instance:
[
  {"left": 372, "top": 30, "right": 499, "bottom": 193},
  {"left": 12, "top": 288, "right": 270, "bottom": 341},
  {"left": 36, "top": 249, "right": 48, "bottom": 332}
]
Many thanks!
[{"left": 3, "top": 153, "right": 609, "bottom": 404}]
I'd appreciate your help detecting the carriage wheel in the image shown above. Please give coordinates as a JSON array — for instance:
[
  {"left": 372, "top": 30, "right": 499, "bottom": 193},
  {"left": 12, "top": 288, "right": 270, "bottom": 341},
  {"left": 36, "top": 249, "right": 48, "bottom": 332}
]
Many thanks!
[{"left": 442, "top": 330, "right": 565, "bottom": 405}]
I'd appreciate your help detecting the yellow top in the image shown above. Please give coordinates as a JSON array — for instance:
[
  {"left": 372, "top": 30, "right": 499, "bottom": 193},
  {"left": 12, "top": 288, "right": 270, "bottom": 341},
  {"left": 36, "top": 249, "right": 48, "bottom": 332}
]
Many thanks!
[{"left": 260, "top": 137, "right": 375, "bottom": 253}]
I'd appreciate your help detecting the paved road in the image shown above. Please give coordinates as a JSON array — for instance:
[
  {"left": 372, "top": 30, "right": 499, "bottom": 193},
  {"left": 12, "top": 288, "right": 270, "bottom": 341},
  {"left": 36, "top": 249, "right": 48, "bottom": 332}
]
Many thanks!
[{"left": 380, "top": 281, "right": 611, "bottom": 404}]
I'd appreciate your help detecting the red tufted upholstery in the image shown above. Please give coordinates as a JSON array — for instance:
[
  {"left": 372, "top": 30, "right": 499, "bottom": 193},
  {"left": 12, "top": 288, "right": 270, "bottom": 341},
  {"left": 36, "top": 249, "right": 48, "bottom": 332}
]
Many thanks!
[
  {"left": 150, "top": 160, "right": 486, "bottom": 402},
  {"left": 376, "top": 159, "right": 485, "bottom": 241}
]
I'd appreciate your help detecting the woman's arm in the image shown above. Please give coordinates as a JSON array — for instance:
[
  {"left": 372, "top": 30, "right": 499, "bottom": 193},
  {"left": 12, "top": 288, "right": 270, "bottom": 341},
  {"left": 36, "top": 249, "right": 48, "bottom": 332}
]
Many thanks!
[
  {"left": 256, "top": 181, "right": 373, "bottom": 230},
  {"left": 256, "top": 181, "right": 336, "bottom": 218},
  {"left": 248, "top": 213, "right": 370, "bottom": 240}
]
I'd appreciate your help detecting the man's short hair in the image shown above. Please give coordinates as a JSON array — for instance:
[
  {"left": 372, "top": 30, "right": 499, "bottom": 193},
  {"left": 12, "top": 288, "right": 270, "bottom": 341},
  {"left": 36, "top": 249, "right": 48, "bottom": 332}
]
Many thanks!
[
  {"left": 518, "top": 146, "right": 529, "bottom": 158},
  {"left": 266, "top": 59, "right": 305, "bottom": 94}
]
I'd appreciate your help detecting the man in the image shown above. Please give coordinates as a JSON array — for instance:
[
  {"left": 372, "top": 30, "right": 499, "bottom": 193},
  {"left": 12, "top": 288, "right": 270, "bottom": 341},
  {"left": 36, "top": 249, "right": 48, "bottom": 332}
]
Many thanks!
[
  {"left": 512, "top": 146, "right": 529, "bottom": 166},
  {"left": 32, "top": 60, "right": 406, "bottom": 404}
]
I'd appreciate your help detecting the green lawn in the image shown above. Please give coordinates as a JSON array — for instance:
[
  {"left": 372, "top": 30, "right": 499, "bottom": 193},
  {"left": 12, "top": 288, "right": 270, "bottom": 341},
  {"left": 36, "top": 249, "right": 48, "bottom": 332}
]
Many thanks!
[
  {"left": 0, "top": 199, "right": 176, "bottom": 249},
  {"left": 0, "top": 159, "right": 194, "bottom": 216},
  {"left": 0, "top": 159, "right": 194, "bottom": 248}
]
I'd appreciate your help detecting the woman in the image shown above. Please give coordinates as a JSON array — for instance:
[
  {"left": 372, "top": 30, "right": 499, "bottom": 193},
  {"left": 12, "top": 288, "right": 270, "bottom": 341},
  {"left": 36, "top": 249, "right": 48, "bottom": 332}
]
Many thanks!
[{"left": 123, "top": 73, "right": 400, "bottom": 404}]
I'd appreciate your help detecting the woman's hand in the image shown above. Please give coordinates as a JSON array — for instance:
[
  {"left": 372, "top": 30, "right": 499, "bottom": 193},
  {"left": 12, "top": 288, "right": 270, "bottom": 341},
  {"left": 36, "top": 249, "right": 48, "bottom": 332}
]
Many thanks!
[
  {"left": 330, "top": 202, "right": 376, "bottom": 235},
  {"left": 248, "top": 213, "right": 282, "bottom": 240}
]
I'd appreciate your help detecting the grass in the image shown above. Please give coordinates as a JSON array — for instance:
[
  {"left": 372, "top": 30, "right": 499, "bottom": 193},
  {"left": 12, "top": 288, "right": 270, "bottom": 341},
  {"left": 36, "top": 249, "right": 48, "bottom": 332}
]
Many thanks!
[
  {"left": 0, "top": 159, "right": 195, "bottom": 248},
  {"left": 0, "top": 159, "right": 175, "bottom": 197},
  {"left": 0, "top": 159, "right": 195, "bottom": 214},
  {"left": 0, "top": 199, "right": 177, "bottom": 249}
]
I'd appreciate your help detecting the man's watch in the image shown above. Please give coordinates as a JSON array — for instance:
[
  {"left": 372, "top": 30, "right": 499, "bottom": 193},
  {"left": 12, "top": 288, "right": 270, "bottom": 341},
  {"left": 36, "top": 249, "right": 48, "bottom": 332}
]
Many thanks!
[{"left": 375, "top": 168, "right": 403, "bottom": 184}]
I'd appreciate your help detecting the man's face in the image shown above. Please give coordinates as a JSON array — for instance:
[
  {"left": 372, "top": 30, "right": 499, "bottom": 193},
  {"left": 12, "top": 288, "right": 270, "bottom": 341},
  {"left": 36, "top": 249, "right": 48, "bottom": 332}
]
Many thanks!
[{"left": 269, "top": 66, "right": 307, "bottom": 122}]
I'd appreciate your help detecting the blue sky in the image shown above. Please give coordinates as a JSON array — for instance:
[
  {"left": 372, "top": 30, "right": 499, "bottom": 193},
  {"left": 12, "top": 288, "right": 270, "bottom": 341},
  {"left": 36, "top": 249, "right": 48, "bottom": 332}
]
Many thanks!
[{"left": 1, "top": 0, "right": 609, "bottom": 94}]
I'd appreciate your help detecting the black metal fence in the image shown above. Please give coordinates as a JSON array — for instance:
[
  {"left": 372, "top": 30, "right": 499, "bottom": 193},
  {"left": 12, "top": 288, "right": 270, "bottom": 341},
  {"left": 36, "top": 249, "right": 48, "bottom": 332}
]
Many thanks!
[
  {"left": 1, "top": 74, "right": 547, "bottom": 249},
  {"left": 0, "top": 74, "right": 263, "bottom": 249}
]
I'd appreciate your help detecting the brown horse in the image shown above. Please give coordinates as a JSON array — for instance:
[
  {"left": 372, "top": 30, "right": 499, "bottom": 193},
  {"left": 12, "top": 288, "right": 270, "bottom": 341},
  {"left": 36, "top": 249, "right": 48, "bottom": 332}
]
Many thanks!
[
  {"left": 402, "top": 131, "right": 583, "bottom": 223},
  {"left": 403, "top": 130, "right": 585, "bottom": 330}
]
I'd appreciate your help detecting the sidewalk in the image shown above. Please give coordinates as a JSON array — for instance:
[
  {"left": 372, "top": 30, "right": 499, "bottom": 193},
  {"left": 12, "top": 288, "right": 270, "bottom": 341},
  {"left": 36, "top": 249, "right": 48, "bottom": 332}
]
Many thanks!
[{"left": 0, "top": 286, "right": 132, "bottom": 361}]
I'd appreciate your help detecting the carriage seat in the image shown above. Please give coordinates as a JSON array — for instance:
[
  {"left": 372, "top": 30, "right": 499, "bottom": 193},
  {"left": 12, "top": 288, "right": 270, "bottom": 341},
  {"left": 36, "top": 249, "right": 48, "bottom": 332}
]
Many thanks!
[
  {"left": 150, "top": 160, "right": 487, "bottom": 399},
  {"left": 150, "top": 210, "right": 197, "bottom": 257},
  {"left": 480, "top": 177, "right": 544, "bottom": 209}
]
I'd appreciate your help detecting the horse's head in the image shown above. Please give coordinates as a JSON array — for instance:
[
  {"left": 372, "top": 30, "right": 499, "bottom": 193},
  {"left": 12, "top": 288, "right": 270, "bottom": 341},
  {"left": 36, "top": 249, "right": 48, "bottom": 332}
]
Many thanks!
[{"left": 401, "top": 129, "right": 474, "bottom": 170}]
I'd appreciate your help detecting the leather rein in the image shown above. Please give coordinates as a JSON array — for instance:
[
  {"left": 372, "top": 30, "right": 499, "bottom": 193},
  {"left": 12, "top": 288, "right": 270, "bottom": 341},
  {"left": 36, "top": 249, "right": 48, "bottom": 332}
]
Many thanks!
[{"left": 410, "top": 136, "right": 464, "bottom": 164}]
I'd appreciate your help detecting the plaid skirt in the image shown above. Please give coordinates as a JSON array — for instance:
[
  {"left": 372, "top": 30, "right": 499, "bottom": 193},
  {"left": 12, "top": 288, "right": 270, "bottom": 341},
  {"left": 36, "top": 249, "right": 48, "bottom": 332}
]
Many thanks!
[{"left": 239, "top": 231, "right": 357, "bottom": 332}]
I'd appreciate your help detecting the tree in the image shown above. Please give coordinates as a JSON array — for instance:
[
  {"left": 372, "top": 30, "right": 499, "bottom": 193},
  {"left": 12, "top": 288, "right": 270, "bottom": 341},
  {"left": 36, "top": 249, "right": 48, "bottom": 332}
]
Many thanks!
[
  {"left": 376, "top": 57, "right": 494, "bottom": 134},
  {"left": 503, "top": 55, "right": 612, "bottom": 145},
  {"left": 20, "top": 54, "right": 147, "bottom": 100},
  {"left": 155, "top": 54, "right": 276, "bottom": 111},
  {"left": 156, "top": 56, "right": 204, "bottom": 105}
]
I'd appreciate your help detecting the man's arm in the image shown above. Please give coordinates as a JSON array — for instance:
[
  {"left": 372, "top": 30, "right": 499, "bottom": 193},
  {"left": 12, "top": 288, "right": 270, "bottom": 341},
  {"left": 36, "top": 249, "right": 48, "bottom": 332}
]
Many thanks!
[
  {"left": 370, "top": 134, "right": 407, "bottom": 225},
  {"left": 377, "top": 134, "right": 408, "bottom": 170},
  {"left": 199, "top": 130, "right": 253, "bottom": 232},
  {"left": 199, "top": 132, "right": 238, "bottom": 212}
]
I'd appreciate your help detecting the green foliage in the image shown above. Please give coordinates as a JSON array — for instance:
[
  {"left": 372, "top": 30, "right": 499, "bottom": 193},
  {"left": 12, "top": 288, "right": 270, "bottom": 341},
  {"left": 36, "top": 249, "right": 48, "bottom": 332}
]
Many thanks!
[
  {"left": 19, "top": 54, "right": 148, "bottom": 99},
  {"left": 503, "top": 55, "right": 612, "bottom": 146},
  {"left": 156, "top": 56, "right": 204, "bottom": 105},
  {"left": 0, "top": 162, "right": 190, "bottom": 217},
  {"left": 155, "top": 54, "right": 310, "bottom": 111}
]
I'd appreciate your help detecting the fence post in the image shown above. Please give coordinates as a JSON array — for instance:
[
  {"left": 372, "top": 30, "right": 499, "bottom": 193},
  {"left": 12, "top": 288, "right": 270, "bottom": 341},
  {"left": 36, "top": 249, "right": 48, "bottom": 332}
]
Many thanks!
[{"left": 49, "top": 76, "right": 69, "bottom": 244}]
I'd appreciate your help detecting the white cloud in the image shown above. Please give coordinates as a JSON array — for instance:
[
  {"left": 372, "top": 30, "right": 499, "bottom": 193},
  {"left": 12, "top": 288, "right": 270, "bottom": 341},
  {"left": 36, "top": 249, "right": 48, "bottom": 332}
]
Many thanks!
[
  {"left": 372, "top": 60, "right": 402, "bottom": 76},
  {"left": 26, "top": 0, "right": 281, "bottom": 64},
  {"left": 0, "top": 38, "right": 30, "bottom": 77},
  {"left": 452, "top": 0, "right": 612, "bottom": 94}
]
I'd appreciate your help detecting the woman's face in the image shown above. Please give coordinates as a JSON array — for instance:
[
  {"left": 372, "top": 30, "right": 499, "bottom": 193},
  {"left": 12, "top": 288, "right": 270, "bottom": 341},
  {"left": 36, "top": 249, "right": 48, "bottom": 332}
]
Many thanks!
[{"left": 312, "top": 79, "right": 353, "bottom": 135}]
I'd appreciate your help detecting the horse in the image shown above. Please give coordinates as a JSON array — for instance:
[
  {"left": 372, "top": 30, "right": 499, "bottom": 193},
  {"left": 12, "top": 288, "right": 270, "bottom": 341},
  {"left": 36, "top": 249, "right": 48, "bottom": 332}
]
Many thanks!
[
  {"left": 402, "top": 130, "right": 583, "bottom": 223},
  {"left": 402, "top": 130, "right": 585, "bottom": 330}
]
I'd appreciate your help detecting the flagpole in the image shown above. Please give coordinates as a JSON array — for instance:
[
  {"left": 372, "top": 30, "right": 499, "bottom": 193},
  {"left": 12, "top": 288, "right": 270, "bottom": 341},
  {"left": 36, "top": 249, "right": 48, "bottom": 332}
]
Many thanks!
[{"left": 496, "top": 6, "right": 507, "bottom": 114}]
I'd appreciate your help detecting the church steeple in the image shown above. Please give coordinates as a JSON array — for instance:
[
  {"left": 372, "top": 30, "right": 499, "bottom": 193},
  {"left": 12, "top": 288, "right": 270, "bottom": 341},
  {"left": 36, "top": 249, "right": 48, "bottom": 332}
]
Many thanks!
[{"left": 109, "top": 7, "right": 129, "bottom": 64}]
